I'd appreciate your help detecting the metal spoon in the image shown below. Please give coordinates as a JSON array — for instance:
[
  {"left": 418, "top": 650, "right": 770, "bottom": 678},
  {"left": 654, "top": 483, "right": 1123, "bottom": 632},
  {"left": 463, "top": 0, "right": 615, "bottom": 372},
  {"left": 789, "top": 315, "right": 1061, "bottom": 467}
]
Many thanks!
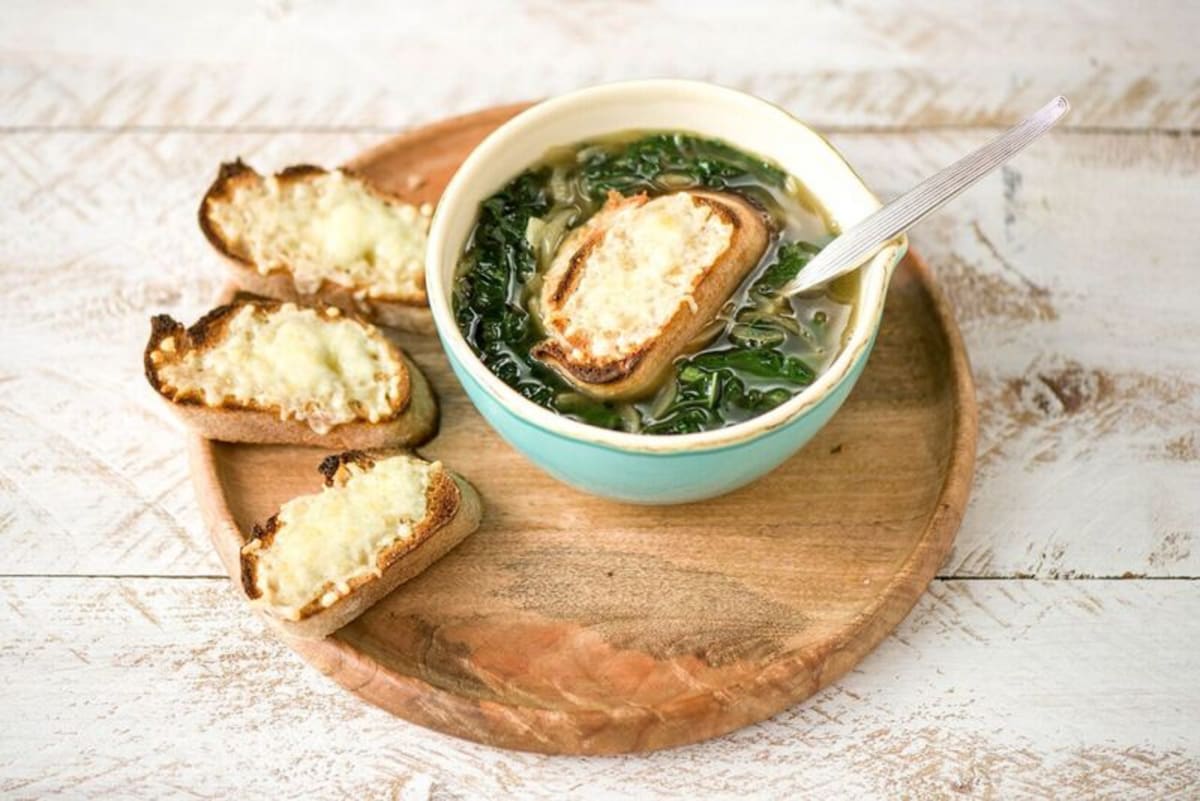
[{"left": 781, "top": 95, "right": 1070, "bottom": 296}]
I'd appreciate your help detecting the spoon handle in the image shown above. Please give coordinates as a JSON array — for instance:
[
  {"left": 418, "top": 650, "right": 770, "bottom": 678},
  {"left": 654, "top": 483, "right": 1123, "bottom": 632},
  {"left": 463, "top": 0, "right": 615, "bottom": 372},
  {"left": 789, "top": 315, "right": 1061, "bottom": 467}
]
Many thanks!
[{"left": 781, "top": 95, "right": 1070, "bottom": 296}]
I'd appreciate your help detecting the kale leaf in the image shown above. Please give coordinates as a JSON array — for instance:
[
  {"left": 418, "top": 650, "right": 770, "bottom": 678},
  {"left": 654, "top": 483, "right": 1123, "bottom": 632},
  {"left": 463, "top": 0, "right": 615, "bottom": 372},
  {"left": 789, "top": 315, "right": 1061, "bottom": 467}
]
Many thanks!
[{"left": 580, "top": 133, "right": 786, "bottom": 198}]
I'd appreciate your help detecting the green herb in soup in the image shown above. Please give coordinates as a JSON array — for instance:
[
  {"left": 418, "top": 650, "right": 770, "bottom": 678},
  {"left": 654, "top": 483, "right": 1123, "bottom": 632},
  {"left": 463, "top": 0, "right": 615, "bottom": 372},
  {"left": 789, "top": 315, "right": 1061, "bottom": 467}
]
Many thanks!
[{"left": 453, "top": 132, "right": 855, "bottom": 435}]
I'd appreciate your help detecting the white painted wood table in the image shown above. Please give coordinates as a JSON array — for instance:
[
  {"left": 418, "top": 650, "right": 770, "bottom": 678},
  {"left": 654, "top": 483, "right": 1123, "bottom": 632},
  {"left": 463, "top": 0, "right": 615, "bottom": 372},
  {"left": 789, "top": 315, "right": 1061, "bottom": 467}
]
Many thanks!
[{"left": 2, "top": 2, "right": 1197, "bottom": 798}]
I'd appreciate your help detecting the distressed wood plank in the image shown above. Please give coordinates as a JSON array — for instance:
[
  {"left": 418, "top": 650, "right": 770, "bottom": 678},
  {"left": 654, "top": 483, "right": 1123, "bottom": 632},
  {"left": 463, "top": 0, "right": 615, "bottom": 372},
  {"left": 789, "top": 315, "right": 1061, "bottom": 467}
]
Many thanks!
[
  {"left": 0, "top": 577, "right": 1195, "bottom": 799},
  {"left": 1, "top": 0, "right": 1198, "bottom": 130},
  {"left": 0, "top": 132, "right": 376, "bottom": 578},
  {"left": 0, "top": 129, "right": 1194, "bottom": 578},
  {"left": 830, "top": 131, "right": 1200, "bottom": 579}
]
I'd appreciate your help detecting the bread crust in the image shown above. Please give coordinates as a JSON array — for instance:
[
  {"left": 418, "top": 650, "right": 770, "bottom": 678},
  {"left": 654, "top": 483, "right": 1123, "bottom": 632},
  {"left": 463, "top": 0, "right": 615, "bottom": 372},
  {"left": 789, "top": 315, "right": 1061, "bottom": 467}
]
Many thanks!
[
  {"left": 532, "top": 189, "right": 770, "bottom": 400},
  {"left": 240, "top": 449, "right": 483, "bottom": 640},
  {"left": 198, "top": 160, "right": 435, "bottom": 335},
  {"left": 144, "top": 300, "right": 437, "bottom": 448}
]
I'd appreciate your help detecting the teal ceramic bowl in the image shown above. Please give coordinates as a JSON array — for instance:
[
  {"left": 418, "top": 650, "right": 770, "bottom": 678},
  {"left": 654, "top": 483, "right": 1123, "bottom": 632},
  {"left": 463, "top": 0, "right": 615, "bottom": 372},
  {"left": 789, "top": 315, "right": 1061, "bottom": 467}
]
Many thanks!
[{"left": 426, "top": 80, "right": 906, "bottom": 504}]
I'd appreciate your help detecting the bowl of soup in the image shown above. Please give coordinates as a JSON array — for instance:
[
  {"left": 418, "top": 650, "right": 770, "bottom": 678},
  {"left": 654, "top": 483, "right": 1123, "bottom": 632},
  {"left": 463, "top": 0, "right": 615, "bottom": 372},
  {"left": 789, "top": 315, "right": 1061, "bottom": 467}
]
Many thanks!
[{"left": 426, "top": 80, "right": 906, "bottom": 503}]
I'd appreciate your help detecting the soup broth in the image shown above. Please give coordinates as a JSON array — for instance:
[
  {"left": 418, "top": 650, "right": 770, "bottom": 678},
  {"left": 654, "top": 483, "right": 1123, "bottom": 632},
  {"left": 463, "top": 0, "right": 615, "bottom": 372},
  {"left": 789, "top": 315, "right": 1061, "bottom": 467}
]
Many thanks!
[{"left": 453, "top": 131, "right": 856, "bottom": 435}]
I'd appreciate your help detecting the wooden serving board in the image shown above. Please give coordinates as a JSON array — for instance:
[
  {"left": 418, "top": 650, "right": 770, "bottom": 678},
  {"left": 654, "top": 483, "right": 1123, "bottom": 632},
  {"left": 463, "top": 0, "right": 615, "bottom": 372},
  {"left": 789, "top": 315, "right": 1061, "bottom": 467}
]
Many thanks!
[{"left": 190, "top": 105, "right": 977, "bottom": 755}]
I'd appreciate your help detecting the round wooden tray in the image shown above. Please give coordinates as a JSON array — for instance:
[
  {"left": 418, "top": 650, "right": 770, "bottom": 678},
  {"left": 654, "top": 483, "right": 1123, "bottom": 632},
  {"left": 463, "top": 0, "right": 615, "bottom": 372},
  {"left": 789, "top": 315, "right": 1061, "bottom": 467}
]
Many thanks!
[{"left": 191, "top": 105, "right": 977, "bottom": 755}]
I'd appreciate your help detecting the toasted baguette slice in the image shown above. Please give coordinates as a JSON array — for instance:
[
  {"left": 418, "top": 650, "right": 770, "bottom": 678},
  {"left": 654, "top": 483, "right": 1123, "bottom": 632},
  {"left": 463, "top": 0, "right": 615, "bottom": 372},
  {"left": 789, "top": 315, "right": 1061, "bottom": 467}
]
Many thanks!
[
  {"left": 532, "top": 190, "right": 770, "bottom": 400},
  {"left": 144, "top": 300, "right": 437, "bottom": 448},
  {"left": 199, "top": 161, "right": 435, "bottom": 334},
  {"left": 240, "top": 450, "right": 482, "bottom": 639}
]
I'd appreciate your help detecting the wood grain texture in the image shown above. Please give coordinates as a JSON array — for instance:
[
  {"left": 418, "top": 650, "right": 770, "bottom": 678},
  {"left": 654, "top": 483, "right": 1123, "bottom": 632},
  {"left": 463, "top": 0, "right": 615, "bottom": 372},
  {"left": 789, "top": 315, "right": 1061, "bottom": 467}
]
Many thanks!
[
  {"left": 1, "top": 130, "right": 1195, "bottom": 579},
  {"left": 1, "top": 576, "right": 1196, "bottom": 799},
  {"left": 2, "top": 0, "right": 1198, "bottom": 131},
  {"left": 187, "top": 107, "right": 975, "bottom": 752}
]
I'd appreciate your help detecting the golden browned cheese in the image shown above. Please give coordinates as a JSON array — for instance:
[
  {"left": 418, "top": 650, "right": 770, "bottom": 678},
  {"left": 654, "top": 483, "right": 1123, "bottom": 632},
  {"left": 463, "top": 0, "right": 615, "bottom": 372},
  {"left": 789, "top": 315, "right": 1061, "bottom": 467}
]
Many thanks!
[
  {"left": 206, "top": 168, "right": 431, "bottom": 302},
  {"left": 538, "top": 192, "right": 734, "bottom": 366},
  {"left": 242, "top": 454, "right": 436, "bottom": 620},
  {"left": 531, "top": 189, "right": 769, "bottom": 400},
  {"left": 150, "top": 303, "right": 406, "bottom": 434}
]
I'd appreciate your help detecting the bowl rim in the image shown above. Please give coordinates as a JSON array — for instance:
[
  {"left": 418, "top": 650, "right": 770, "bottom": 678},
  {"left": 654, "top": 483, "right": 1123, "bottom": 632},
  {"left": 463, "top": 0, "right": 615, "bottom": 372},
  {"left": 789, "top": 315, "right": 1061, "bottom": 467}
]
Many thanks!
[{"left": 426, "top": 78, "right": 905, "bottom": 455}]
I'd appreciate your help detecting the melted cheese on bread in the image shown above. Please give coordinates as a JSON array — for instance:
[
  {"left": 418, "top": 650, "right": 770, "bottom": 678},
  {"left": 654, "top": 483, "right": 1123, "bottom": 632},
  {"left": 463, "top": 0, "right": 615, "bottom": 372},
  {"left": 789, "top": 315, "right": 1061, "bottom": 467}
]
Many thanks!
[
  {"left": 208, "top": 169, "right": 431, "bottom": 300},
  {"left": 153, "top": 303, "right": 404, "bottom": 433},
  {"left": 243, "top": 454, "right": 435, "bottom": 618},
  {"left": 538, "top": 192, "right": 734, "bottom": 363}
]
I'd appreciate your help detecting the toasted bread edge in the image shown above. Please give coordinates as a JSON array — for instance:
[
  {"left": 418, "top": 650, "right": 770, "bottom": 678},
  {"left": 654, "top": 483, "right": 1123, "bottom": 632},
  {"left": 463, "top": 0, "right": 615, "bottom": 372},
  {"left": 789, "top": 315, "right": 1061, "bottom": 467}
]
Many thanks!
[
  {"left": 243, "top": 451, "right": 483, "bottom": 640},
  {"left": 533, "top": 190, "right": 771, "bottom": 400},
  {"left": 144, "top": 301, "right": 437, "bottom": 447},
  {"left": 198, "top": 161, "right": 435, "bottom": 334}
]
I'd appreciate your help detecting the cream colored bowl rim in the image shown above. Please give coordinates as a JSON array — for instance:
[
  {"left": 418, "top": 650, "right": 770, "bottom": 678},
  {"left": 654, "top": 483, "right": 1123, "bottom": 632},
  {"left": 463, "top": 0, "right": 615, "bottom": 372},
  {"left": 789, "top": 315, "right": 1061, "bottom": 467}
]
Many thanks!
[{"left": 426, "top": 79, "right": 903, "bottom": 455}]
